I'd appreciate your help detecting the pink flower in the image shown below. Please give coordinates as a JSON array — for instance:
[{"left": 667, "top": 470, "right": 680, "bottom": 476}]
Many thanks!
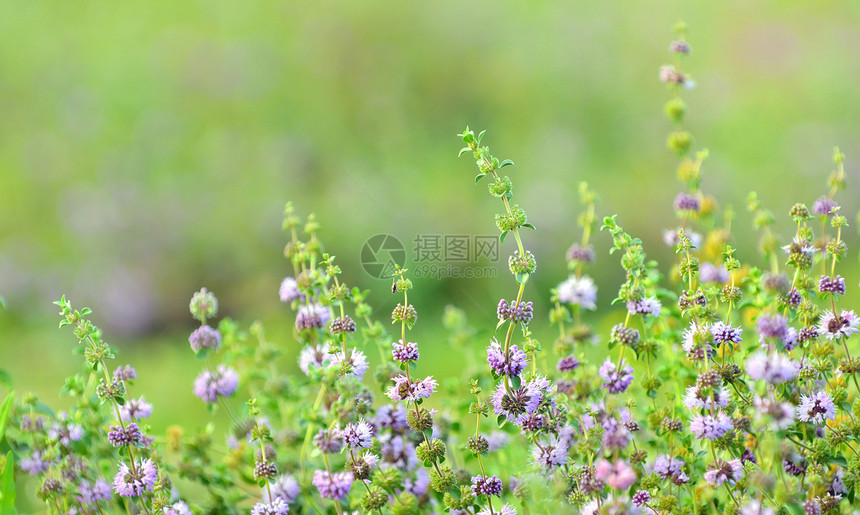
[{"left": 594, "top": 459, "right": 637, "bottom": 490}]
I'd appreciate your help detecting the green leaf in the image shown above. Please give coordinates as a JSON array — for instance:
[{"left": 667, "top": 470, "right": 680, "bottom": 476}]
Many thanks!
[
  {"left": 0, "top": 392, "right": 13, "bottom": 442},
  {"left": 521, "top": 223, "right": 535, "bottom": 230},
  {"left": 829, "top": 454, "right": 848, "bottom": 467},
  {"left": 0, "top": 451, "right": 13, "bottom": 514},
  {"left": 0, "top": 297, "right": 5, "bottom": 310},
  {"left": 510, "top": 375, "right": 522, "bottom": 391},
  {"left": 496, "top": 415, "right": 507, "bottom": 428},
  {"left": 499, "top": 159, "right": 514, "bottom": 168},
  {"left": 0, "top": 372, "right": 11, "bottom": 391},
  {"left": 499, "top": 231, "right": 509, "bottom": 244},
  {"left": 474, "top": 173, "right": 486, "bottom": 183},
  {"left": 458, "top": 147, "right": 471, "bottom": 157},
  {"left": 515, "top": 272, "right": 529, "bottom": 285},
  {"left": 495, "top": 318, "right": 507, "bottom": 331}
]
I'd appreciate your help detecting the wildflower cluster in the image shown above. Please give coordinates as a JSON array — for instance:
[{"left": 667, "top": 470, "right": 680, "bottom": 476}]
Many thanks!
[{"left": 4, "top": 21, "right": 860, "bottom": 515}]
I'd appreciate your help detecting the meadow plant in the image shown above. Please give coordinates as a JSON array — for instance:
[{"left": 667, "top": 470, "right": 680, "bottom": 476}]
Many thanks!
[{"left": 4, "top": 22, "right": 860, "bottom": 515}]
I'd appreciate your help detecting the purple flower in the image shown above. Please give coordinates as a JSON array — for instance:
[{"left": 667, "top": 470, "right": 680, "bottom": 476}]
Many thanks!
[
  {"left": 296, "top": 304, "right": 331, "bottom": 331},
  {"left": 279, "top": 277, "right": 303, "bottom": 303},
  {"left": 757, "top": 314, "right": 788, "bottom": 346},
  {"left": 20, "top": 449, "right": 50, "bottom": 476},
  {"left": 487, "top": 431, "right": 509, "bottom": 452},
  {"left": 119, "top": 397, "right": 152, "bottom": 422},
  {"left": 710, "top": 321, "right": 743, "bottom": 346},
  {"left": 674, "top": 192, "right": 701, "bottom": 212},
  {"left": 189, "top": 325, "right": 222, "bottom": 353},
  {"left": 193, "top": 365, "right": 239, "bottom": 403},
  {"left": 380, "top": 435, "right": 418, "bottom": 470},
  {"left": 566, "top": 243, "right": 596, "bottom": 264},
  {"left": 700, "top": 262, "right": 730, "bottom": 284},
  {"left": 683, "top": 386, "right": 730, "bottom": 411},
  {"left": 48, "top": 414, "right": 83, "bottom": 446},
  {"left": 312, "top": 470, "right": 353, "bottom": 500},
  {"left": 802, "top": 499, "right": 822, "bottom": 515},
  {"left": 601, "top": 417, "right": 631, "bottom": 451},
  {"left": 342, "top": 420, "right": 374, "bottom": 449},
  {"left": 660, "top": 65, "right": 686, "bottom": 84},
  {"left": 491, "top": 377, "right": 550, "bottom": 425},
  {"left": 478, "top": 505, "right": 516, "bottom": 515},
  {"left": 107, "top": 422, "right": 144, "bottom": 447},
  {"left": 703, "top": 459, "right": 743, "bottom": 487},
  {"left": 164, "top": 502, "right": 192, "bottom": 515},
  {"left": 819, "top": 275, "right": 846, "bottom": 295},
  {"left": 386, "top": 375, "right": 437, "bottom": 402},
  {"left": 113, "top": 458, "right": 157, "bottom": 497},
  {"left": 784, "top": 457, "right": 805, "bottom": 476},
  {"left": 784, "top": 327, "right": 798, "bottom": 351},
  {"left": 598, "top": 358, "right": 634, "bottom": 394},
  {"left": 817, "top": 310, "right": 860, "bottom": 340},
  {"left": 392, "top": 340, "right": 419, "bottom": 362},
  {"left": 753, "top": 396, "right": 795, "bottom": 429},
  {"left": 119, "top": 396, "right": 153, "bottom": 422},
  {"left": 812, "top": 196, "right": 838, "bottom": 217},
  {"left": 653, "top": 455, "right": 687, "bottom": 483},
  {"left": 471, "top": 475, "right": 503, "bottom": 497},
  {"left": 739, "top": 500, "right": 774, "bottom": 515},
  {"left": 682, "top": 323, "right": 712, "bottom": 360},
  {"left": 403, "top": 467, "right": 429, "bottom": 497},
  {"left": 557, "top": 276, "right": 597, "bottom": 310},
  {"left": 331, "top": 349, "right": 369, "bottom": 380},
  {"left": 77, "top": 479, "right": 111, "bottom": 505},
  {"left": 556, "top": 355, "right": 580, "bottom": 372},
  {"left": 298, "top": 345, "right": 330, "bottom": 375},
  {"left": 799, "top": 326, "right": 819, "bottom": 344},
  {"left": 373, "top": 404, "right": 408, "bottom": 433},
  {"left": 787, "top": 287, "right": 803, "bottom": 307},
  {"left": 313, "top": 427, "right": 345, "bottom": 454},
  {"left": 797, "top": 391, "right": 835, "bottom": 425},
  {"left": 689, "top": 413, "right": 733, "bottom": 440},
  {"left": 251, "top": 499, "right": 290, "bottom": 515},
  {"left": 497, "top": 299, "right": 534, "bottom": 324},
  {"left": 594, "top": 459, "right": 637, "bottom": 490},
  {"left": 627, "top": 297, "right": 662, "bottom": 318},
  {"left": 263, "top": 475, "right": 301, "bottom": 505},
  {"left": 532, "top": 436, "right": 568, "bottom": 470},
  {"left": 664, "top": 228, "right": 702, "bottom": 249},
  {"left": 386, "top": 375, "right": 412, "bottom": 402},
  {"left": 632, "top": 490, "right": 650, "bottom": 507},
  {"left": 745, "top": 352, "right": 799, "bottom": 384},
  {"left": 113, "top": 365, "right": 137, "bottom": 382},
  {"left": 486, "top": 339, "right": 528, "bottom": 377},
  {"left": 413, "top": 376, "right": 438, "bottom": 398}
]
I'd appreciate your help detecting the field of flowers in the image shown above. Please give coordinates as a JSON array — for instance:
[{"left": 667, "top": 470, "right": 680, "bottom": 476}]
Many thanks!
[{"left": 2, "top": 20, "right": 860, "bottom": 515}]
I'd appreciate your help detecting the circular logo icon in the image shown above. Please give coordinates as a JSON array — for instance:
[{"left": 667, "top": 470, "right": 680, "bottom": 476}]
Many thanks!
[{"left": 360, "top": 233, "right": 406, "bottom": 279}]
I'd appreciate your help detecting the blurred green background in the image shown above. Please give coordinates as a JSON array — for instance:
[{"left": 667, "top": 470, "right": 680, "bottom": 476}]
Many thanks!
[{"left": 2, "top": 0, "right": 860, "bottom": 494}]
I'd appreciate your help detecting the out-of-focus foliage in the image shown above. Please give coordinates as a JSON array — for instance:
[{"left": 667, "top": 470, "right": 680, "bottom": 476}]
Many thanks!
[{"left": 2, "top": 1, "right": 860, "bottom": 332}]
